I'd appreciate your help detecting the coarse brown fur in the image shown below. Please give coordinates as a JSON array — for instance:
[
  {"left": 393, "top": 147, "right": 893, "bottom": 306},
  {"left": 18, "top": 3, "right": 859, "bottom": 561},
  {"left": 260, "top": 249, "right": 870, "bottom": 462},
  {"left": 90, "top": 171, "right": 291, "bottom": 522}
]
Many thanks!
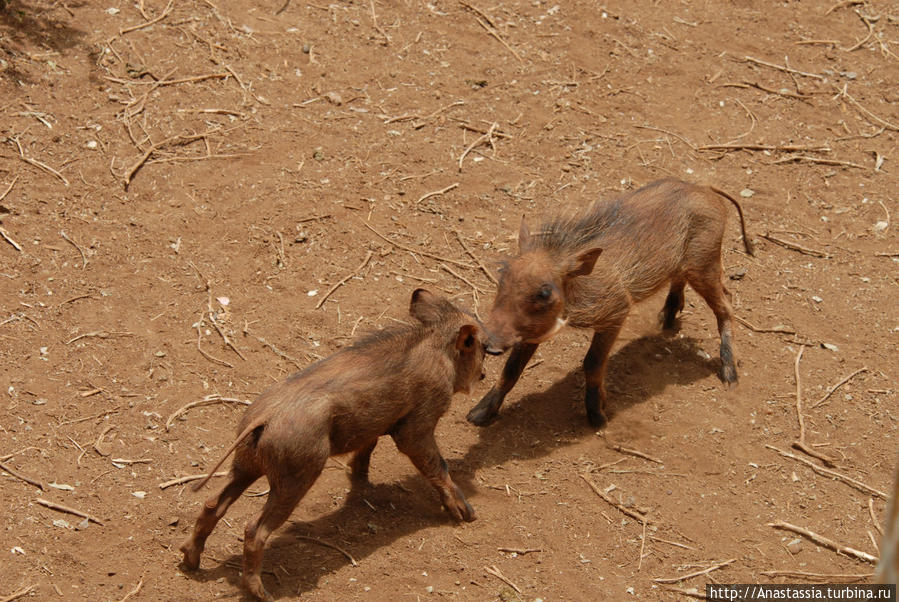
[
  {"left": 469, "top": 178, "right": 754, "bottom": 428},
  {"left": 876, "top": 460, "right": 899, "bottom": 584},
  {"left": 180, "top": 289, "right": 486, "bottom": 601}
]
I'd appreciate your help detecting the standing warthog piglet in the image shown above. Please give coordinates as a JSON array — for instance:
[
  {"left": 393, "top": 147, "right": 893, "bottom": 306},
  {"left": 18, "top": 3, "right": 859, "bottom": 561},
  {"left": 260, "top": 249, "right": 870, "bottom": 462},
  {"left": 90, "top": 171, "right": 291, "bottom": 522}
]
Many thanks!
[
  {"left": 180, "top": 289, "right": 486, "bottom": 601},
  {"left": 469, "top": 178, "right": 754, "bottom": 428}
]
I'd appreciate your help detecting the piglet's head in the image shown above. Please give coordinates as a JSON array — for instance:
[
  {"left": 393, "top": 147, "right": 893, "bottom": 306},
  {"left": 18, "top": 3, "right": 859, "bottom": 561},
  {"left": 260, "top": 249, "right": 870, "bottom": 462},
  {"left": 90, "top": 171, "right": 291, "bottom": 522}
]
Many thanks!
[
  {"left": 409, "top": 288, "right": 487, "bottom": 394},
  {"left": 484, "top": 219, "right": 602, "bottom": 354}
]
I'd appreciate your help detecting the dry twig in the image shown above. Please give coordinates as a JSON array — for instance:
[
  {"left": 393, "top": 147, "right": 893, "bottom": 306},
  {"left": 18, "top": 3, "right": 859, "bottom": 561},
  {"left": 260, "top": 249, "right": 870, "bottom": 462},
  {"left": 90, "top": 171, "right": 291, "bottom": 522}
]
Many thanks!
[
  {"left": 759, "top": 570, "right": 871, "bottom": 582},
  {"left": 497, "top": 547, "right": 542, "bottom": 555},
  {"left": 743, "top": 55, "right": 824, "bottom": 79},
  {"left": 165, "top": 394, "right": 251, "bottom": 431},
  {"left": 59, "top": 230, "right": 88, "bottom": 268},
  {"left": 10, "top": 136, "right": 69, "bottom": 186},
  {"left": 416, "top": 182, "right": 459, "bottom": 204},
  {"left": 159, "top": 471, "right": 228, "bottom": 489},
  {"left": 580, "top": 473, "right": 648, "bottom": 524},
  {"left": 35, "top": 498, "right": 105, "bottom": 525},
  {"left": 459, "top": 122, "right": 498, "bottom": 171},
  {"left": 765, "top": 445, "right": 886, "bottom": 499},
  {"left": 790, "top": 346, "right": 836, "bottom": 466},
  {"left": 117, "top": 576, "right": 143, "bottom": 602},
  {"left": 484, "top": 565, "right": 521, "bottom": 594},
  {"left": 196, "top": 322, "right": 234, "bottom": 368},
  {"left": 0, "top": 585, "right": 36, "bottom": 602},
  {"left": 316, "top": 251, "right": 374, "bottom": 309},
  {"left": 120, "top": 0, "right": 173, "bottom": 34},
  {"left": 768, "top": 521, "right": 877, "bottom": 563},
  {"left": 362, "top": 222, "right": 476, "bottom": 269},
  {"left": 0, "top": 460, "right": 45, "bottom": 491},
  {"left": 605, "top": 440, "right": 664, "bottom": 465},
  {"left": 652, "top": 558, "right": 735, "bottom": 584},
  {"left": 761, "top": 233, "right": 831, "bottom": 258},
  {"left": 0, "top": 175, "right": 17, "bottom": 203},
  {"left": 453, "top": 228, "right": 497, "bottom": 284},
  {"left": 0, "top": 226, "right": 22, "bottom": 252},
  {"left": 811, "top": 367, "right": 868, "bottom": 408},
  {"left": 297, "top": 534, "right": 358, "bottom": 566},
  {"left": 459, "top": 1, "right": 522, "bottom": 62},
  {"left": 734, "top": 316, "right": 796, "bottom": 335}
]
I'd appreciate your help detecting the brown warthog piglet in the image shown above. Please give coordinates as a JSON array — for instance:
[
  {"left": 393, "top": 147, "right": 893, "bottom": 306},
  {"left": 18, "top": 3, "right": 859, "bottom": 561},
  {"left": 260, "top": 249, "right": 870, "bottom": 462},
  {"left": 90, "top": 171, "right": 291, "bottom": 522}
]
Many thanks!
[
  {"left": 180, "top": 289, "right": 485, "bottom": 601},
  {"left": 469, "top": 178, "right": 754, "bottom": 428}
]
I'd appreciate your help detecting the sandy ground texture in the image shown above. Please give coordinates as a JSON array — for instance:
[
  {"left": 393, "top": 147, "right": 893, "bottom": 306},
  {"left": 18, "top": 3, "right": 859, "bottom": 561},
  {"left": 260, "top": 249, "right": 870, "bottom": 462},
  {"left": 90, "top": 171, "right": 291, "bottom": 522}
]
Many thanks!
[{"left": 1, "top": 0, "right": 897, "bottom": 600}]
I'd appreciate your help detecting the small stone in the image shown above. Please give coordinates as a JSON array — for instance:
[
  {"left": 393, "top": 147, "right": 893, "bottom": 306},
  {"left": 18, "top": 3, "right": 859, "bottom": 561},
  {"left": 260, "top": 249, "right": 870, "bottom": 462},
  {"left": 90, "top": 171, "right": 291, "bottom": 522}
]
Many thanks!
[
  {"left": 324, "top": 92, "right": 343, "bottom": 105},
  {"left": 740, "top": 188, "right": 755, "bottom": 198},
  {"left": 11, "top": 546, "right": 25, "bottom": 555},
  {"left": 425, "top": 585, "right": 434, "bottom": 593},
  {"left": 132, "top": 491, "right": 147, "bottom": 499},
  {"left": 307, "top": 290, "right": 318, "bottom": 297},
  {"left": 874, "top": 220, "right": 888, "bottom": 232},
  {"left": 811, "top": 295, "right": 823, "bottom": 303},
  {"left": 85, "top": 140, "right": 98, "bottom": 149},
  {"left": 302, "top": 44, "right": 311, "bottom": 54},
  {"left": 729, "top": 267, "right": 747, "bottom": 280},
  {"left": 786, "top": 538, "right": 803, "bottom": 554},
  {"left": 821, "top": 343, "right": 839, "bottom": 352},
  {"left": 76, "top": 518, "right": 90, "bottom": 530},
  {"left": 53, "top": 519, "right": 70, "bottom": 529}
]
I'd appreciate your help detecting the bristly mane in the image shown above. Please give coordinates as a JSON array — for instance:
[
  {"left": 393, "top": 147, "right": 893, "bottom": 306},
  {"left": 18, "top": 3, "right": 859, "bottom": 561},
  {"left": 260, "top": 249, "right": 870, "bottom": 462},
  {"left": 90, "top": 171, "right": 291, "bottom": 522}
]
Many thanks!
[{"left": 528, "top": 197, "right": 629, "bottom": 256}]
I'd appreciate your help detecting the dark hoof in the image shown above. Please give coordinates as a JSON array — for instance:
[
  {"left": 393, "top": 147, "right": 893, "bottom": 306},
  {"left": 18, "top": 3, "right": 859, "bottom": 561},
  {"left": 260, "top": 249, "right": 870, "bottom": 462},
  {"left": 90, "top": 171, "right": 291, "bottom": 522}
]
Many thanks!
[
  {"left": 587, "top": 409, "right": 608, "bottom": 429},
  {"left": 720, "top": 364, "right": 738, "bottom": 387},
  {"left": 466, "top": 405, "right": 497, "bottom": 426}
]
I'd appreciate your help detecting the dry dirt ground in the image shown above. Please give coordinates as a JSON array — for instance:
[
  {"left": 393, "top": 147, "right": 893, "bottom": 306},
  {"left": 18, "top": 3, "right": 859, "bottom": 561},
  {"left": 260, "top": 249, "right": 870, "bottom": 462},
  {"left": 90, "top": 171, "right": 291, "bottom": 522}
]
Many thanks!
[{"left": 1, "top": 0, "right": 897, "bottom": 600}]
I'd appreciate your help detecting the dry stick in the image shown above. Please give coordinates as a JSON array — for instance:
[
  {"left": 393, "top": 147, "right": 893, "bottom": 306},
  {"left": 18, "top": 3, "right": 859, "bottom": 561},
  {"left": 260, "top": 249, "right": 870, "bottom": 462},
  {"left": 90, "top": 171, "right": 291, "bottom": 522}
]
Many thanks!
[
  {"left": 811, "top": 367, "right": 868, "bottom": 408},
  {"left": 58, "top": 408, "right": 119, "bottom": 427},
  {"left": 869, "top": 499, "right": 883, "bottom": 536},
  {"left": 768, "top": 521, "right": 877, "bottom": 563},
  {"left": 416, "top": 182, "right": 459, "bottom": 204},
  {"left": 697, "top": 143, "right": 830, "bottom": 152},
  {"left": 368, "top": 0, "right": 390, "bottom": 44},
  {"left": 875, "top": 251, "right": 899, "bottom": 257},
  {"left": 123, "top": 132, "right": 210, "bottom": 188},
  {"left": 0, "top": 585, "right": 36, "bottom": 602},
  {"left": 579, "top": 473, "right": 648, "bottom": 524},
  {"left": 243, "top": 327, "right": 304, "bottom": 369},
  {"left": 734, "top": 316, "right": 796, "bottom": 335},
  {"left": 159, "top": 471, "right": 228, "bottom": 489},
  {"left": 0, "top": 460, "right": 45, "bottom": 490},
  {"left": 761, "top": 233, "right": 831, "bottom": 258},
  {"left": 760, "top": 569, "right": 872, "bottom": 582},
  {"left": 718, "top": 81, "right": 810, "bottom": 99},
  {"left": 107, "top": 72, "right": 229, "bottom": 88},
  {"left": 743, "top": 55, "right": 824, "bottom": 79},
  {"left": 35, "top": 498, "right": 104, "bottom": 525},
  {"left": 458, "top": 122, "right": 497, "bottom": 171},
  {"left": 605, "top": 441, "right": 664, "bottom": 465},
  {"left": 165, "top": 395, "right": 251, "bottom": 431},
  {"left": 120, "top": 0, "right": 173, "bottom": 34},
  {"left": 117, "top": 576, "right": 143, "bottom": 602},
  {"left": 638, "top": 519, "right": 647, "bottom": 571},
  {"left": 649, "top": 535, "right": 695, "bottom": 550},
  {"left": 634, "top": 125, "right": 697, "bottom": 150},
  {"left": 0, "top": 226, "right": 22, "bottom": 252},
  {"left": 66, "top": 331, "right": 134, "bottom": 344},
  {"left": 59, "top": 230, "right": 88, "bottom": 268},
  {"left": 771, "top": 155, "right": 868, "bottom": 169},
  {"left": 0, "top": 175, "right": 17, "bottom": 202},
  {"left": 661, "top": 586, "right": 706, "bottom": 600},
  {"left": 842, "top": 10, "right": 876, "bottom": 52},
  {"left": 453, "top": 229, "right": 497, "bottom": 285},
  {"left": 11, "top": 137, "right": 69, "bottom": 186},
  {"left": 196, "top": 322, "right": 234, "bottom": 368},
  {"left": 497, "top": 547, "right": 542, "bottom": 555},
  {"left": 652, "top": 559, "right": 736, "bottom": 584},
  {"left": 460, "top": 1, "right": 522, "bottom": 62},
  {"left": 835, "top": 86, "right": 899, "bottom": 131},
  {"left": 790, "top": 346, "right": 836, "bottom": 466},
  {"left": 483, "top": 565, "right": 521, "bottom": 594},
  {"left": 224, "top": 64, "right": 270, "bottom": 106},
  {"left": 316, "top": 251, "right": 374, "bottom": 309},
  {"left": 208, "top": 314, "right": 246, "bottom": 361},
  {"left": 440, "top": 263, "right": 488, "bottom": 293},
  {"left": 362, "top": 222, "right": 476, "bottom": 270},
  {"left": 297, "top": 535, "right": 358, "bottom": 566},
  {"left": 825, "top": 0, "right": 864, "bottom": 15},
  {"left": 765, "top": 445, "right": 886, "bottom": 499}
]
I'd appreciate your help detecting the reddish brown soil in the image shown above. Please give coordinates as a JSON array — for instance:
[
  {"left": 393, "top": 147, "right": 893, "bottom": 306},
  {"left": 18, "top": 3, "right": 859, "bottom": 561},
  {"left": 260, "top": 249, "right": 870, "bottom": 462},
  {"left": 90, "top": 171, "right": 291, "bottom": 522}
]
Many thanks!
[{"left": 1, "top": 0, "right": 897, "bottom": 600}]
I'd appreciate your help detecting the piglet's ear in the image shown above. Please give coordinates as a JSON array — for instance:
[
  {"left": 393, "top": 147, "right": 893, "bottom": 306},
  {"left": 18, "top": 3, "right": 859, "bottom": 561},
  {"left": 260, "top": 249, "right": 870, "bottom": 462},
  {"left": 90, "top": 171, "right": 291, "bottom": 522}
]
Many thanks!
[
  {"left": 455, "top": 324, "right": 478, "bottom": 352},
  {"left": 518, "top": 217, "right": 531, "bottom": 253},
  {"left": 565, "top": 247, "right": 603, "bottom": 278},
  {"left": 409, "top": 288, "right": 443, "bottom": 324}
]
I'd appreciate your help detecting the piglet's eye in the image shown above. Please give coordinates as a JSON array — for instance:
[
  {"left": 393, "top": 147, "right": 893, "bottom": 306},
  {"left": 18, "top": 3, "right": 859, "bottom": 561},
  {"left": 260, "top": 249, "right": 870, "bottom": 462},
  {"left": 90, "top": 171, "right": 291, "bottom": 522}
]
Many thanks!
[{"left": 536, "top": 284, "right": 553, "bottom": 300}]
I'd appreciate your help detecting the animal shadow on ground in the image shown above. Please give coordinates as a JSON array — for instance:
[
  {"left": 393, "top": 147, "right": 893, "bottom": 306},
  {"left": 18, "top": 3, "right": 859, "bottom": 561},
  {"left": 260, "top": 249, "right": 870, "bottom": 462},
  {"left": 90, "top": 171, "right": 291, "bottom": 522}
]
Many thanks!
[
  {"left": 0, "top": 0, "right": 86, "bottom": 56},
  {"left": 185, "top": 332, "right": 717, "bottom": 599}
]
